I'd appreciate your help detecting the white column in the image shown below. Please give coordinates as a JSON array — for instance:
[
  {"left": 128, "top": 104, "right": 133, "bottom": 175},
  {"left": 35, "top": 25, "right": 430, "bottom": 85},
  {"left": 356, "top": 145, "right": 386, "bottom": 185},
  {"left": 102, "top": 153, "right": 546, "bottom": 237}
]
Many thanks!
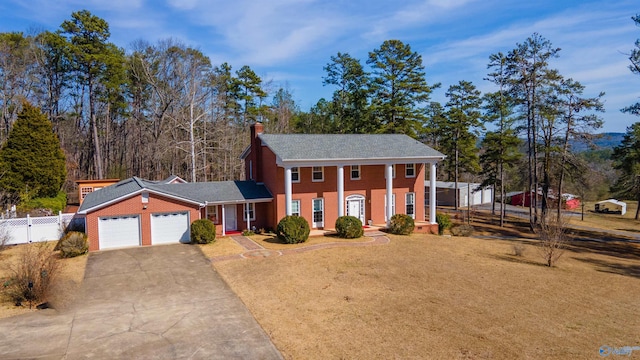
[
  {"left": 337, "top": 165, "right": 344, "bottom": 217},
  {"left": 221, "top": 205, "right": 226, "bottom": 236},
  {"left": 284, "top": 166, "right": 292, "bottom": 216},
  {"left": 385, "top": 164, "right": 393, "bottom": 227},
  {"left": 430, "top": 162, "right": 437, "bottom": 224},
  {"left": 246, "top": 203, "right": 251, "bottom": 231}
]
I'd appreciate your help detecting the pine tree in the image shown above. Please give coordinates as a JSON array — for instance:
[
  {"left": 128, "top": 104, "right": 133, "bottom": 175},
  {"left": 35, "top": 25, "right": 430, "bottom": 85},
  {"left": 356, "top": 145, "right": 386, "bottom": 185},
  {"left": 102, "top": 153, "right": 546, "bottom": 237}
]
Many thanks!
[
  {"left": 0, "top": 102, "right": 66, "bottom": 202},
  {"left": 611, "top": 122, "right": 640, "bottom": 220}
]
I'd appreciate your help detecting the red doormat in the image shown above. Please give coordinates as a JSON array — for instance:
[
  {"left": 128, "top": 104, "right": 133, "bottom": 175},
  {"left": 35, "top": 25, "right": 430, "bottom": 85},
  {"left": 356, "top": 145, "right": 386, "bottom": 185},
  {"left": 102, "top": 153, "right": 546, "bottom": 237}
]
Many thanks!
[{"left": 224, "top": 230, "right": 242, "bottom": 235}]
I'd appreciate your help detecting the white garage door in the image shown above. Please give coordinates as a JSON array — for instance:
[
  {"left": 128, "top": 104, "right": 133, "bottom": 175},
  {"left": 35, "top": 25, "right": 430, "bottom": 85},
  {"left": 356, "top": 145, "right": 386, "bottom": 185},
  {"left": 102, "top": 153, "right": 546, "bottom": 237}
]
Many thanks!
[
  {"left": 151, "top": 212, "right": 190, "bottom": 245},
  {"left": 98, "top": 215, "right": 141, "bottom": 249}
]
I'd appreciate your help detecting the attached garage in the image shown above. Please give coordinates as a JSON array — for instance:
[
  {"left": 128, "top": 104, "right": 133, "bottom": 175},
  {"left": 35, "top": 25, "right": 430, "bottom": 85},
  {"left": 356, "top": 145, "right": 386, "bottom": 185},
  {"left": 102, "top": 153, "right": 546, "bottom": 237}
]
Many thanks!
[
  {"left": 151, "top": 212, "right": 190, "bottom": 245},
  {"left": 98, "top": 215, "right": 141, "bottom": 249}
]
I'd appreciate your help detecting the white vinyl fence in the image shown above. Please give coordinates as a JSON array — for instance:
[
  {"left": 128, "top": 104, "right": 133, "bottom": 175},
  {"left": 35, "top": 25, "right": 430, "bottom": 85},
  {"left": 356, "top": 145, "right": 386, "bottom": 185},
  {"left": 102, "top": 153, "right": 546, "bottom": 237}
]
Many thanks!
[{"left": 0, "top": 212, "right": 82, "bottom": 245}]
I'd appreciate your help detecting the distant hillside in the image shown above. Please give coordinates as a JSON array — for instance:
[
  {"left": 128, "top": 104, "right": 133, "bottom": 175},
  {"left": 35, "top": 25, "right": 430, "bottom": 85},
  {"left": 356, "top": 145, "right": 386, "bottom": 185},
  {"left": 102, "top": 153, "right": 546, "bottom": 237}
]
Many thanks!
[{"left": 570, "top": 133, "right": 624, "bottom": 152}]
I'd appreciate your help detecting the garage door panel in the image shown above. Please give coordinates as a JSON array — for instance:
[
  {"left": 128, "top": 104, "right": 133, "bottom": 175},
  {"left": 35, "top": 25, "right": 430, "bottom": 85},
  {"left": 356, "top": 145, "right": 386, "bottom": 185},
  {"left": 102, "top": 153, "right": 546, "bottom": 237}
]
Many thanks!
[
  {"left": 98, "top": 216, "right": 141, "bottom": 249},
  {"left": 151, "top": 212, "right": 190, "bottom": 245}
]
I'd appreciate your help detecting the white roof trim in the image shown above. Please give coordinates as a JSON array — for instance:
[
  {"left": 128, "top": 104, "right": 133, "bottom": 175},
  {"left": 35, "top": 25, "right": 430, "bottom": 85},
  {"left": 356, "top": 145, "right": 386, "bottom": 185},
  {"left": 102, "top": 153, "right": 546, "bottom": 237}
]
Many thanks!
[{"left": 77, "top": 188, "right": 204, "bottom": 214}]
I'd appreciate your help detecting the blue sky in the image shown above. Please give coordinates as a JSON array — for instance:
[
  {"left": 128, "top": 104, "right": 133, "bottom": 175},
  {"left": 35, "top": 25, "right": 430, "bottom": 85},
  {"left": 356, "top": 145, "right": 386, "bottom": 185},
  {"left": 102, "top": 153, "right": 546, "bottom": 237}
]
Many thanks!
[{"left": 1, "top": 0, "right": 638, "bottom": 133}]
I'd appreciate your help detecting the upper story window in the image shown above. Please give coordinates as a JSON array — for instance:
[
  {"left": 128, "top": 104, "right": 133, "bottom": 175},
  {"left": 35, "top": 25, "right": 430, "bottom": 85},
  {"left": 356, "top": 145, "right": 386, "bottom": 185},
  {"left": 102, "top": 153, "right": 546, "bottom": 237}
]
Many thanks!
[
  {"left": 291, "top": 167, "right": 300, "bottom": 183},
  {"left": 141, "top": 191, "right": 149, "bottom": 203},
  {"left": 350, "top": 165, "right": 361, "bottom": 180},
  {"left": 405, "top": 163, "right": 416, "bottom": 178},
  {"left": 312, "top": 166, "right": 324, "bottom": 182}
]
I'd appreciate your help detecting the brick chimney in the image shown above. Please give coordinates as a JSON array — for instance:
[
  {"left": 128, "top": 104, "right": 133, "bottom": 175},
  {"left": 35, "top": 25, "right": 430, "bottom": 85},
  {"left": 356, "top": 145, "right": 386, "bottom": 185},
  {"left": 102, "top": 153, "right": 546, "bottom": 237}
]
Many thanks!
[{"left": 248, "top": 122, "right": 264, "bottom": 182}]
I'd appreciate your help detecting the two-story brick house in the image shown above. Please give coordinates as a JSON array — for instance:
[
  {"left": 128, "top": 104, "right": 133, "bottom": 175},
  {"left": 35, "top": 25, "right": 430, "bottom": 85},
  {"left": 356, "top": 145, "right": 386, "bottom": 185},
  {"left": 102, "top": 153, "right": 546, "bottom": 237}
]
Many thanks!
[
  {"left": 77, "top": 123, "right": 444, "bottom": 251},
  {"left": 241, "top": 123, "right": 445, "bottom": 232}
]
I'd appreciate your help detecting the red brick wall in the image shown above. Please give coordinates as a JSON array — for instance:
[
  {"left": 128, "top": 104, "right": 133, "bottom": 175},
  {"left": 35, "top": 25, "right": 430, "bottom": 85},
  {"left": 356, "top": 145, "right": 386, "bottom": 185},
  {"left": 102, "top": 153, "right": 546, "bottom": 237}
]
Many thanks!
[
  {"left": 85, "top": 192, "right": 201, "bottom": 251},
  {"left": 268, "top": 163, "right": 426, "bottom": 229}
]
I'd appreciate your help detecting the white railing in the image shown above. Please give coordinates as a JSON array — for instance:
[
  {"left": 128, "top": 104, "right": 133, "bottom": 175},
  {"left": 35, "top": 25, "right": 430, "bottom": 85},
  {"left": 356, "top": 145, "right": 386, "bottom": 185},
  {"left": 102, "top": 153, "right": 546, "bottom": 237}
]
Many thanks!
[{"left": 0, "top": 212, "right": 82, "bottom": 245}]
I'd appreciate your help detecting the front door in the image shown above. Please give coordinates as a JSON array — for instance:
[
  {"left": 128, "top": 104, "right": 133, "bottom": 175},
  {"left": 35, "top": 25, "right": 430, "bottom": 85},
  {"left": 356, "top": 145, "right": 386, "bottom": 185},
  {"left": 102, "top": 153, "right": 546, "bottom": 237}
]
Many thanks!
[
  {"left": 347, "top": 197, "right": 365, "bottom": 224},
  {"left": 313, "top": 198, "right": 324, "bottom": 228},
  {"left": 224, "top": 204, "right": 237, "bottom": 231}
]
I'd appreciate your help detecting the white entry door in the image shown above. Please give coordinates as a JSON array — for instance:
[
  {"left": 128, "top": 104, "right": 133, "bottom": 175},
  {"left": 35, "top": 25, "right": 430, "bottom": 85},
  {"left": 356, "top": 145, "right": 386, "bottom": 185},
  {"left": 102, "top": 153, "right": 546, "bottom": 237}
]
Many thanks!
[
  {"left": 312, "top": 198, "right": 324, "bottom": 228},
  {"left": 224, "top": 204, "right": 237, "bottom": 231},
  {"left": 346, "top": 195, "right": 365, "bottom": 224}
]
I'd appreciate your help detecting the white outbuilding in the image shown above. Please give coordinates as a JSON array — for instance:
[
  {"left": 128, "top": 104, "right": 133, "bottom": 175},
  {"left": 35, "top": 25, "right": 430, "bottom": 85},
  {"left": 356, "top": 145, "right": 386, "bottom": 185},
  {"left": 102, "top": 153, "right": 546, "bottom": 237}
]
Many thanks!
[{"left": 595, "top": 199, "right": 627, "bottom": 215}]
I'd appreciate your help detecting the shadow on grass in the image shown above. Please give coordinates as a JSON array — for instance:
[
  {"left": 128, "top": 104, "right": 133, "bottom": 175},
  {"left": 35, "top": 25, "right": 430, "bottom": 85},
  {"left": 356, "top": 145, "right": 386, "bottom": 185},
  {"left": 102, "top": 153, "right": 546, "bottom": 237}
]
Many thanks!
[
  {"left": 262, "top": 236, "right": 284, "bottom": 244},
  {"left": 617, "top": 228, "right": 640, "bottom": 234},
  {"left": 487, "top": 253, "right": 548, "bottom": 268},
  {"left": 564, "top": 238, "right": 640, "bottom": 260},
  {"left": 574, "top": 257, "right": 640, "bottom": 279}
]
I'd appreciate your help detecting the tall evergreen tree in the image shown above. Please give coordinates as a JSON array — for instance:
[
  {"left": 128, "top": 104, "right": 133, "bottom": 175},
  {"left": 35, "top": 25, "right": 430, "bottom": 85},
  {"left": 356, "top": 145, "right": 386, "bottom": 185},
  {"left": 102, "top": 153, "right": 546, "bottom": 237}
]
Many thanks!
[
  {"left": 367, "top": 40, "right": 435, "bottom": 137},
  {"left": 440, "top": 80, "right": 483, "bottom": 210},
  {"left": 60, "top": 10, "right": 126, "bottom": 179},
  {"left": 323, "top": 52, "right": 370, "bottom": 133},
  {"left": 0, "top": 102, "right": 66, "bottom": 202},
  {"left": 611, "top": 122, "right": 640, "bottom": 220},
  {"left": 622, "top": 14, "right": 640, "bottom": 117},
  {"left": 505, "top": 33, "right": 560, "bottom": 228}
]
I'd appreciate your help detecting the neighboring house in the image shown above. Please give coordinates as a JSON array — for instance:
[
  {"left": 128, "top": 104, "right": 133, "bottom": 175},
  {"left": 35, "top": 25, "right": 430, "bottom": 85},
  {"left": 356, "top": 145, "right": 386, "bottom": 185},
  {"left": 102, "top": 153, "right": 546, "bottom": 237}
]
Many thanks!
[
  {"left": 77, "top": 176, "right": 272, "bottom": 251},
  {"left": 241, "top": 123, "right": 445, "bottom": 233},
  {"left": 76, "top": 179, "right": 120, "bottom": 205},
  {"left": 595, "top": 199, "right": 627, "bottom": 215},
  {"left": 508, "top": 190, "right": 542, "bottom": 208},
  {"left": 424, "top": 181, "right": 493, "bottom": 207}
]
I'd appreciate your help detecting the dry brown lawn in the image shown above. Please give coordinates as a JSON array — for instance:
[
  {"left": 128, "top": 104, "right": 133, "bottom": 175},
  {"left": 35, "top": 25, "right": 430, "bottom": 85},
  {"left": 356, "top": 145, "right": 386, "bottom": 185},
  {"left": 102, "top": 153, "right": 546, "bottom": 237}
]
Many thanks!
[
  {"left": 213, "top": 232, "right": 640, "bottom": 359},
  {"left": 0, "top": 242, "right": 88, "bottom": 319}
]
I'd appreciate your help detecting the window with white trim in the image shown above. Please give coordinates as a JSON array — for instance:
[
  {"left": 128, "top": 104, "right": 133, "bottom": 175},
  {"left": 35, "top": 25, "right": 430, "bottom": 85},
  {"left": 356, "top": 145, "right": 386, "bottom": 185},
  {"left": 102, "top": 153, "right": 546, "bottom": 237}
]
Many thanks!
[
  {"left": 244, "top": 203, "right": 255, "bottom": 221},
  {"left": 313, "top": 198, "right": 324, "bottom": 227},
  {"left": 291, "top": 200, "right": 301, "bottom": 217},
  {"left": 406, "top": 192, "right": 415, "bottom": 219},
  {"left": 385, "top": 194, "right": 396, "bottom": 221},
  {"left": 206, "top": 206, "right": 219, "bottom": 223},
  {"left": 350, "top": 165, "right": 361, "bottom": 180},
  {"left": 312, "top": 166, "right": 324, "bottom": 182},
  {"left": 405, "top": 163, "right": 415, "bottom": 178},
  {"left": 291, "top": 167, "right": 300, "bottom": 183}
]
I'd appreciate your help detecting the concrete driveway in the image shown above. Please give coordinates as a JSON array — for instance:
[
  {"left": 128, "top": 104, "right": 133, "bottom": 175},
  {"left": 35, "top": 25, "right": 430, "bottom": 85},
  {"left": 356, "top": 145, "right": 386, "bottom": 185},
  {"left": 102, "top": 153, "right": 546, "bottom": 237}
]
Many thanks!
[{"left": 0, "top": 244, "right": 282, "bottom": 359}]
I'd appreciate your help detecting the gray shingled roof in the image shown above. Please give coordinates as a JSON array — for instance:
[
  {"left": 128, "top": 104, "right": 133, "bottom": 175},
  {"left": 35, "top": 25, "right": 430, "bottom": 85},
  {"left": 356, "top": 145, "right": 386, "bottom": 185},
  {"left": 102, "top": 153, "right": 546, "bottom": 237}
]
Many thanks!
[
  {"left": 258, "top": 134, "right": 444, "bottom": 162},
  {"left": 78, "top": 177, "right": 272, "bottom": 214}
]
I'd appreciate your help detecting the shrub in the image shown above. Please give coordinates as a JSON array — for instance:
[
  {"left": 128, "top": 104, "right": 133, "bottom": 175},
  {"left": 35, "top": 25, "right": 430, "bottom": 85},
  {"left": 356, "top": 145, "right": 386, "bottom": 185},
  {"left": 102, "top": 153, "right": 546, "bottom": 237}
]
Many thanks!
[
  {"left": 335, "top": 216, "right": 364, "bottom": 239},
  {"left": 450, "top": 224, "right": 474, "bottom": 237},
  {"left": 435, "top": 212, "right": 452, "bottom": 235},
  {"left": 191, "top": 219, "right": 216, "bottom": 244},
  {"left": 388, "top": 214, "right": 414, "bottom": 235},
  {"left": 276, "top": 215, "right": 310, "bottom": 244},
  {"left": 512, "top": 243, "right": 525, "bottom": 257},
  {"left": 57, "top": 231, "right": 88, "bottom": 258},
  {"left": 5, "top": 242, "right": 60, "bottom": 306},
  {"left": 242, "top": 229, "right": 255, "bottom": 236},
  {"left": 537, "top": 215, "right": 567, "bottom": 267}
]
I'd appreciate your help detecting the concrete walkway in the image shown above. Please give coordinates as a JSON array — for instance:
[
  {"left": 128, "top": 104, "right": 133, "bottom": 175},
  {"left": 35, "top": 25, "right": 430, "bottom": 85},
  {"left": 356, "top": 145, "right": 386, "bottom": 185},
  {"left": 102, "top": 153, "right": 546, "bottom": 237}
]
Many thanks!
[
  {"left": 212, "top": 232, "right": 390, "bottom": 263},
  {"left": 0, "top": 244, "right": 283, "bottom": 359}
]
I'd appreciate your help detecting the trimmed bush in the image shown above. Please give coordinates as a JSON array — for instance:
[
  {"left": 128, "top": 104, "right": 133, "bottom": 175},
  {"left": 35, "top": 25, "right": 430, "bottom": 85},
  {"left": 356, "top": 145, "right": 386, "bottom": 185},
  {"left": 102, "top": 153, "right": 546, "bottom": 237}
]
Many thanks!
[
  {"left": 276, "top": 215, "right": 310, "bottom": 244},
  {"left": 191, "top": 219, "right": 216, "bottom": 244},
  {"left": 57, "top": 231, "right": 88, "bottom": 258},
  {"left": 450, "top": 224, "right": 474, "bottom": 237},
  {"left": 335, "top": 216, "right": 364, "bottom": 239},
  {"left": 435, "top": 212, "right": 452, "bottom": 235},
  {"left": 388, "top": 214, "right": 414, "bottom": 235}
]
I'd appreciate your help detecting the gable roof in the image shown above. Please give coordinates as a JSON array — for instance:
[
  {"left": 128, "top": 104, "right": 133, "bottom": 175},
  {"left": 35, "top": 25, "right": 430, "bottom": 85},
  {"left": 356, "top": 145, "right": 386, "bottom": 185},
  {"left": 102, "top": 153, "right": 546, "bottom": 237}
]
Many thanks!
[
  {"left": 77, "top": 177, "right": 272, "bottom": 214},
  {"left": 257, "top": 134, "right": 445, "bottom": 165}
]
